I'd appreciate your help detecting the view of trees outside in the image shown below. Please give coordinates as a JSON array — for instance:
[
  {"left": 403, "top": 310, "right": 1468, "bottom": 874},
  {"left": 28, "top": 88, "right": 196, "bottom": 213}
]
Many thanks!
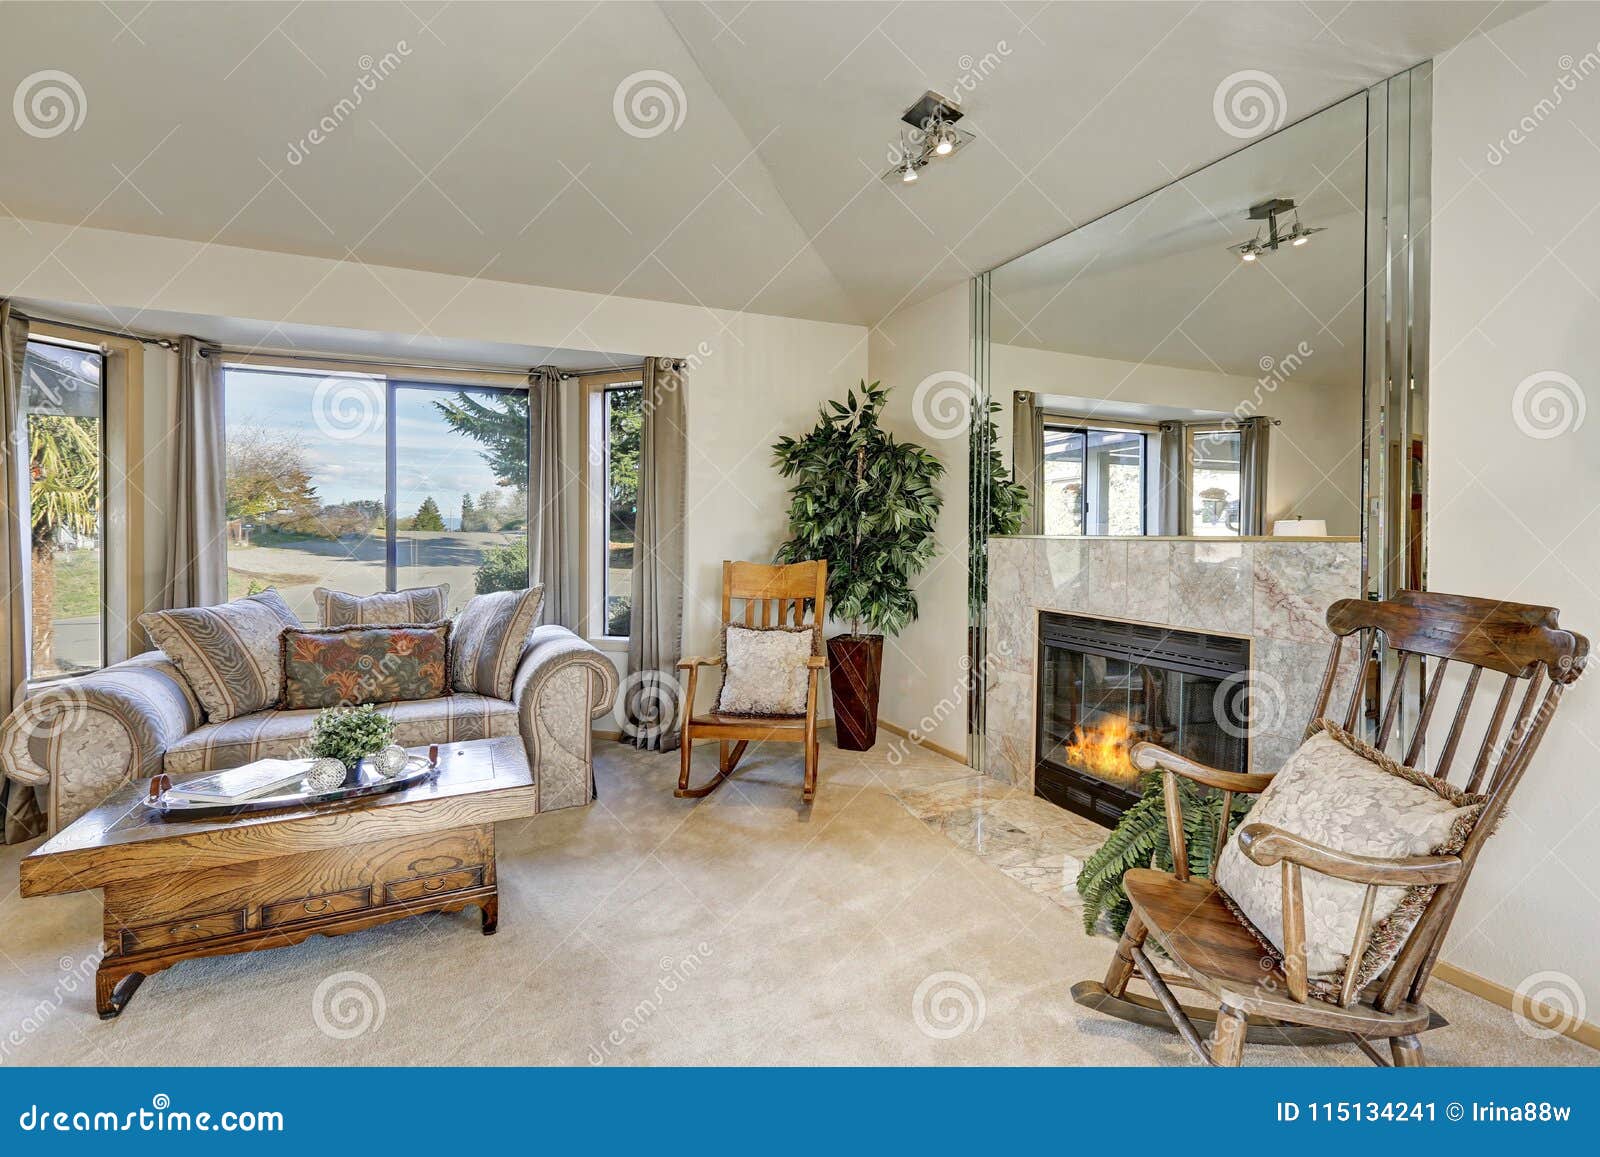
[
  {"left": 22, "top": 340, "right": 104, "bottom": 678},
  {"left": 603, "top": 386, "right": 641, "bottom": 637},
  {"left": 223, "top": 369, "right": 530, "bottom": 622},
  {"left": 1042, "top": 425, "right": 1144, "bottom": 536},
  {"left": 1189, "top": 430, "right": 1242, "bottom": 536}
]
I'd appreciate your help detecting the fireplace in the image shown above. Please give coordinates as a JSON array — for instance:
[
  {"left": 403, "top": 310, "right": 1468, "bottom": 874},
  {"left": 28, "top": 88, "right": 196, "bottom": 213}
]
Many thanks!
[{"left": 1035, "top": 612, "right": 1250, "bottom": 826}]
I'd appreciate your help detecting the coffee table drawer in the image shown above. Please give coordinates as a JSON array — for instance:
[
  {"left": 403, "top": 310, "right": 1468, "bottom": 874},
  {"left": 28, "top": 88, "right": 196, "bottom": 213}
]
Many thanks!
[
  {"left": 121, "top": 909, "right": 246, "bottom": 953},
  {"left": 384, "top": 866, "right": 484, "bottom": 903},
  {"left": 262, "top": 886, "right": 372, "bottom": 928}
]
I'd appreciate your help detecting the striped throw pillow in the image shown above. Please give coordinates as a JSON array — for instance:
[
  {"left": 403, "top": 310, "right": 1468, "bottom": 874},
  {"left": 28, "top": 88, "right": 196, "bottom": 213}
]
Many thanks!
[
  {"left": 450, "top": 586, "right": 544, "bottom": 699},
  {"left": 314, "top": 584, "right": 450, "bottom": 627},
  {"left": 138, "top": 589, "right": 301, "bottom": 723}
]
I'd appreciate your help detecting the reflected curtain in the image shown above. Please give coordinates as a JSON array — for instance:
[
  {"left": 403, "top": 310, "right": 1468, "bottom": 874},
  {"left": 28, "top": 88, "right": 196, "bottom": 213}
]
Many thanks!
[
  {"left": 529, "top": 365, "right": 575, "bottom": 627},
  {"left": 1, "top": 300, "right": 45, "bottom": 841},
  {"left": 1155, "top": 421, "right": 1186, "bottom": 535},
  {"left": 1237, "top": 416, "right": 1273, "bottom": 536},
  {"left": 623, "top": 357, "right": 686, "bottom": 751},
  {"left": 161, "top": 338, "right": 226, "bottom": 610},
  {"left": 1012, "top": 391, "right": 1044, "bottom": 535}
]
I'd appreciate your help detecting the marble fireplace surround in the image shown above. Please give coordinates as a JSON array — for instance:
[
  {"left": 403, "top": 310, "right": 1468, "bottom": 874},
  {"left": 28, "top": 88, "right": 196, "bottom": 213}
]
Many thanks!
[{"left": 983, "top": 535, "right": 1363, "bottom": 790}]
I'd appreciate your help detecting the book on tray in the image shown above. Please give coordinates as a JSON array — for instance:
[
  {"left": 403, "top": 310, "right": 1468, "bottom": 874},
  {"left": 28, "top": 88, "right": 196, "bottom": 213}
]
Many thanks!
[{"left": 165, "top": 759, "right": 315, "bottom": 805}]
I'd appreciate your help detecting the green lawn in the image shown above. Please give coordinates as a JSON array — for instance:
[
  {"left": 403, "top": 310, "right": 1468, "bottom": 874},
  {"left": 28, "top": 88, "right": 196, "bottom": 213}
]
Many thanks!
[{"left": 51, "top": 548, "right": 102, "bottom": 619}]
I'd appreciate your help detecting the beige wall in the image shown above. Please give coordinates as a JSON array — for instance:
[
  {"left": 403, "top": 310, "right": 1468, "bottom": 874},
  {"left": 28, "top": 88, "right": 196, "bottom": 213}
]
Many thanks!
[
  {"left": 0, "top": 219, "right": 868, "bottom": 720},
  {"left": 867, "top": 284, "right": 972, "bottom": 758},
  {"left": 992, "top": 343, "right": 1365, "bottom": 536},
  {"left": 1430, "top": 3, "right": 1600, "bottom": 1006}
]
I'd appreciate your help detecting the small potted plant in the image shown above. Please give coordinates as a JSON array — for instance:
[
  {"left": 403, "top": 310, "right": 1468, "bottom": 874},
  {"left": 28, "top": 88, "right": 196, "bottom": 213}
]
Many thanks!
[
  {"left": 773, "top": 380, "right": 944, "bottom": 750},
  {"left": 308, "top": 704, "right": 396, "bottom": 772}
]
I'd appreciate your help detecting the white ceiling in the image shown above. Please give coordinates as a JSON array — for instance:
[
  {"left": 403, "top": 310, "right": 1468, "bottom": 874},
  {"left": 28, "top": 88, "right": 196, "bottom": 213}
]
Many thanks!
[{"left": 0, "top": 1, "right": 1525, "bottom": 328}]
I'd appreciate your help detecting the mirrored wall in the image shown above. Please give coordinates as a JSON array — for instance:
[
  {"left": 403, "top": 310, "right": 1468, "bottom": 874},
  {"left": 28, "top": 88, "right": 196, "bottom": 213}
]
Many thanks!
[{"left": 969, "top": 65, "right": 1432, "bottom": 768}]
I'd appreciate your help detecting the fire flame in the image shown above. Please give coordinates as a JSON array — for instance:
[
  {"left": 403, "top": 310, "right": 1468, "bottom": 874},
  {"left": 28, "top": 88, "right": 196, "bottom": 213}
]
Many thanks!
[{"left": 1062, "top": 714, "right": 1139, "bottom": 785}]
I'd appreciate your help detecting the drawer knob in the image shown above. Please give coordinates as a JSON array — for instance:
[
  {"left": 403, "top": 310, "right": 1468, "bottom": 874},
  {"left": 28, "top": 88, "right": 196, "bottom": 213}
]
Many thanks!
[
  {"left": 303, "top": 898, "right": 330, "bottom": 914},
  {"left": 174, "top": 923, "right": 203, "bottom": 934},
  {"left": 422, "top": 877, "right": 445, "bottom": 891}
]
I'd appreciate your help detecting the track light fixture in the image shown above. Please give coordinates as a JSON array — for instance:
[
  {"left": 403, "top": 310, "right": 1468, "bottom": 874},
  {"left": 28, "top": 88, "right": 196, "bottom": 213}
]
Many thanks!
[
  {"left": 881, "top": 90, "right": 975, "bottom": 185},
  {"left": 1228, "top": 197, "right": 1325, "bottom": 262}
]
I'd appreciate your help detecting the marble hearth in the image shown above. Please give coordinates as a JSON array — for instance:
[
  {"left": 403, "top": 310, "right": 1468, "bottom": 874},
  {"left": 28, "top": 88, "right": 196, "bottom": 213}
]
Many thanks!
[{"left": 983, "top": 535, "right": 1363, "bottom": 793}]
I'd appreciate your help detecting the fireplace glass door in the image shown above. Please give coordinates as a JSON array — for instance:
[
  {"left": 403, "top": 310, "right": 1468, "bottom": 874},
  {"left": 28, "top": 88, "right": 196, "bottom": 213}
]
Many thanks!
[{"left": 1035, "top": 614, "right": 1249, "bottom": 825}]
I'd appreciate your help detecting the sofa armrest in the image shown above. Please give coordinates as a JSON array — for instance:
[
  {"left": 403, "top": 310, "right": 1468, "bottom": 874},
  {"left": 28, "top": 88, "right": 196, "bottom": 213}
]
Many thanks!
[
  {"left": 511, "top": 626, "right": 621, "bottom": 811},
  {"left": 1, "top": 651, "right": 200, "bottom": 833}
]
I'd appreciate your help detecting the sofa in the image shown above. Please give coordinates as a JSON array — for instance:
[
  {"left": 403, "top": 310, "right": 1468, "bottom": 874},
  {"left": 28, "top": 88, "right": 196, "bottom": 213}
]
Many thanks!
[{"left": 1, "top": 621, "right": 619, "bottom": 837}]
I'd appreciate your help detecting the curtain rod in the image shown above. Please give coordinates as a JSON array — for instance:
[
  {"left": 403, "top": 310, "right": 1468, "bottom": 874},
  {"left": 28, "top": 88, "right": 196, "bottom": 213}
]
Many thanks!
[
  {"left": 200, "top": 345, "right": 653, "bottom": 381},
  {"left": 14, "top": 310, "right": 182, "bottom": 350}
]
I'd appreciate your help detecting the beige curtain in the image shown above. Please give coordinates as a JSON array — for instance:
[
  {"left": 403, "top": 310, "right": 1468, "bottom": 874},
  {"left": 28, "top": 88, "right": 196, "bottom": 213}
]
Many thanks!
[
  {"left": 161, "top": 338, "right": 226, "bottom": 609},
  {"left": 1, "top": 300, "right": 45, "bottom": 841},
  {"left": 1012, "top": 390, "right": 1044, "bottom": 535},
  {"left": 1155, "top": 421, "right": 1187, "bottom": 535},
  {"left": 529, "top": 365, "right": 575, "bottom": 627},
  {"left": 1238, "top": 416, "right": 1273, "bottom": 536},
  {"left": 623, "top": 357, "right": 686, "bottom": 751}
]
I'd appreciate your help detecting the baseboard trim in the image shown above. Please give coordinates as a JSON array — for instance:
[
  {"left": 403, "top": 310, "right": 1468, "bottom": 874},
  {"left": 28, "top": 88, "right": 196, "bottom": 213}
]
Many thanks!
[
  {"left": 1433, "top": 961, "right": 1600, "bottom": 1051},
  {"left": 876, "top": 719, "right": 970, "bottom": 767}
]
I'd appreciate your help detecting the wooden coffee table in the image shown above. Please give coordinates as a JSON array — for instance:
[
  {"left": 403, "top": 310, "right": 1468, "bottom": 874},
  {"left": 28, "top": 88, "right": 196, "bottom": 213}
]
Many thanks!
[{"left": 19, "top": 737, "right": 537, "bottom": 1018}]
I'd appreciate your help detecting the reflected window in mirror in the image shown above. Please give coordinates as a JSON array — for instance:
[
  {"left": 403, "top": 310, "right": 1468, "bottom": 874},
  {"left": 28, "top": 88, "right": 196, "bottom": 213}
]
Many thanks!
[
  {"left": 1041, "top": 421, "right": 1146, "bottom": 536},
  {"left": 1186, "top": 427, "right": 1241, "bottom": 536}
]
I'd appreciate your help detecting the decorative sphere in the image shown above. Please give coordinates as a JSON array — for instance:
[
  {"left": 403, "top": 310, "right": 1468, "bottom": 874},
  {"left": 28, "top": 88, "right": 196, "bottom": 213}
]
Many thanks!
[
  {"left": 305, "top": 757, "right": 347, "bottom": 791},
  {"left": 373, "top": 744, "right": 410, "bottom": 778}
]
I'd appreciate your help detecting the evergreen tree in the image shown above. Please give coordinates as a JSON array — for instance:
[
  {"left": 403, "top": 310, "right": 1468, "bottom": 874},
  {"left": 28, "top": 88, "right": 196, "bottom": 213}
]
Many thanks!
[
  {"left": 412, "top": 496, "right": 446, "bottom": 531},
  {"left": 460, "top": 492, "right": 479, "bottom": 532}
]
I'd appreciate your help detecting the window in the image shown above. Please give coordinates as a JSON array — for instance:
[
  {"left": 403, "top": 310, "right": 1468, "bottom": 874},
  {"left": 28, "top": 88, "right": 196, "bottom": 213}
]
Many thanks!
[
  {"left": 1041, "top": 422, "right": 1146, "bottom": 536},
  {"left": 223, "top": 365, "right": 530, "bottom": 623},
  {"left": 583, "top": 374, "right": 642, "bottom": 640},
  {"left": 21, "top": 339, "right": 105, "bottom": 678},
  {"left": 1187, "top": 427, "right": 1242, "bottom": 536}
]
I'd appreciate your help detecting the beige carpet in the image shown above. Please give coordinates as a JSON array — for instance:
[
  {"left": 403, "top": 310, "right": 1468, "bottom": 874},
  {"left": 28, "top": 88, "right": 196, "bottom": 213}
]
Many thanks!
[{"left": 1, "top": 740, "right": 1593, "bottom": 1066}]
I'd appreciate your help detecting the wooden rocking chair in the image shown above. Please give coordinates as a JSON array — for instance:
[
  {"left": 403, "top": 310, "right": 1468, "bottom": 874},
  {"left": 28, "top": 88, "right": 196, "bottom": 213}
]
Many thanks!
[
  {"left": 1072, "top": 590, "right": 1588, "bottom": 1066},
  {"left": 676, "top": 560, "right": 828, "bottom": 803}
]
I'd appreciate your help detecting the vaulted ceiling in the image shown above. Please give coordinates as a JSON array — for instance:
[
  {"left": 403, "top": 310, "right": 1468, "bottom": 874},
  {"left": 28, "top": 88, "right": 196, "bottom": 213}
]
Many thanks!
[{"left": 0, "top": 1, "right": 1523, "bottom": 327}]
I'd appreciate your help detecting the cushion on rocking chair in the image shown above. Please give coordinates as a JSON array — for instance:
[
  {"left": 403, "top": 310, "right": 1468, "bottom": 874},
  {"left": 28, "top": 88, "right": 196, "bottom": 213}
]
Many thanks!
[
  {"left": 1214, "top": 720, "right": 1486, "bottom": 999},
  {"left": 716, "top": 625, "right": 813, "bottom": 717}
]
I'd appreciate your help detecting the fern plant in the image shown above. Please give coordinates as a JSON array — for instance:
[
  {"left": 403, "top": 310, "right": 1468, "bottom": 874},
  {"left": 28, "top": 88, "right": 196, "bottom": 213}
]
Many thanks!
[
  {"left": 1076, "top": 770, "right": 1255, "bottom": 936},
  {"left": 773, "top": 380, "right": 944, "bottom": 637}
]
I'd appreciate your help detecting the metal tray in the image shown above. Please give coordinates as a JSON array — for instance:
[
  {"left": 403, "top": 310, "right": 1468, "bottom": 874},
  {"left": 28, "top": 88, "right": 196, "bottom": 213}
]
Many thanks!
[{"left": 142, "top": 752, "right": 437, "bottom": 819}]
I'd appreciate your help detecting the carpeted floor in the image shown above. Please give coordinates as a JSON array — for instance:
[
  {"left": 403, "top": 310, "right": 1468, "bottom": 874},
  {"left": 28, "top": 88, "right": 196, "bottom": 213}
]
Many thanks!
[{"left": 1, "top": 739, "right": 1593, "bottom": 1066}]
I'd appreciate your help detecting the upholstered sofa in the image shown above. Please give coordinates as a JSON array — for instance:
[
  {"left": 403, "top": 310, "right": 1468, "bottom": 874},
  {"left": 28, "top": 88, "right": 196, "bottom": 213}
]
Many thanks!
[{"left": 1, "top": 623, "right": 619, "bottom": 836}]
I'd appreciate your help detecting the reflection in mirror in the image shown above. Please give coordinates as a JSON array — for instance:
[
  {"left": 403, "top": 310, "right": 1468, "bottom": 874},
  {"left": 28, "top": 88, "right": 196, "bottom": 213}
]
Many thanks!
[{"left": 987, "top": 91, "right": 1368, "bottom": 541}]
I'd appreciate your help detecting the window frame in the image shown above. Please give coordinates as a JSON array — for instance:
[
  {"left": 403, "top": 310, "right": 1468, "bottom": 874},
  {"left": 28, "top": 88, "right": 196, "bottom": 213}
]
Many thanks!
[
  {"left": 579, "top": 370, "right": 644, "bottom": 646},
  {"left": 1183, "top": 424, "right": 1244, "bottom": 537},
  {"left": 1040, "top": 418, "right": 1149, "bottom": 536},
  {"left": 220, "top": 357, "right": 534, "bottom": 619}
]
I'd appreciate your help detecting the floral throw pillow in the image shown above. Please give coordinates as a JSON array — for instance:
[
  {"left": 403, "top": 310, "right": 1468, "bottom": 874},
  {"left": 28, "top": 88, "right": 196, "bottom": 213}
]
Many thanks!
[
  {"left": 716, "top": 625, "right": 814, "bottom": 717},
  {"left": 314, "top": 584, "right": 450, "bottom": 627},
  {"left": 1214, "top": 720, "right": 1485, "bottom": 999},
  {"left": 138, "top": 589, "right": 301, "bottom": 723},
  {"left": 281, "top": 624, "right": 450, "bottom": 710}
]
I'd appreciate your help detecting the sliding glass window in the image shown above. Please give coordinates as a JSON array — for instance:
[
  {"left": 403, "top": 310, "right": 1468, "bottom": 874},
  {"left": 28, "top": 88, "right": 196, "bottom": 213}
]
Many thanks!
[
  {"left": 223, "top": 366, "right": 530, "bottom": 622},
  {"left": 1186, "top": 427, "right": 1242, "bottom": 537},
  {"left": 1041, "top": 422, "right": 1146, "bottom": 536}
]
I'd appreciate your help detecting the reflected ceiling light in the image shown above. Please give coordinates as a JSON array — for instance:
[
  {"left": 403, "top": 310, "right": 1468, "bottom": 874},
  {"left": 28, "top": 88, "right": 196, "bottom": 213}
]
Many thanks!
[
  {"left": 1228, "top": 197, "right": 1325, "bottom": 261},
  {"left": 880, "top": 90, "right": 975, "bottom": 185}
]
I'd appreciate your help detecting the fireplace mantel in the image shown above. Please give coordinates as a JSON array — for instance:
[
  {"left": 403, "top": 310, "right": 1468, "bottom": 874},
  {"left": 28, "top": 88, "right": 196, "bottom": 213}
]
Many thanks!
[{"left": 983, "top": 536, "right": 1362, "bottom": 793}]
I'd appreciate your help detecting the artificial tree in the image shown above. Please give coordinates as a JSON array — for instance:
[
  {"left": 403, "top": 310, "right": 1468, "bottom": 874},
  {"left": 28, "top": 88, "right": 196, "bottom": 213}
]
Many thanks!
[{"left": 773, "top": 380, "right": 944, "bottom": 749}]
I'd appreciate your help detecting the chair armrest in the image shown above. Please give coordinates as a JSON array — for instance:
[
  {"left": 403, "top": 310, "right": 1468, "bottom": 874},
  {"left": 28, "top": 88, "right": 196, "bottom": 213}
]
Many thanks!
[
  {"left": 1129, "top": 741, "right": 1274, "bottom": 793},
  {"left": 510, "top": 627, "right": 621, "bottom": 812},
  {"left": 1237, "top": 822, "right": 1464, "bottom": 886},
  {"left": 677, "top": 655, "right": 723, "bottom": 670},
  {"left": 806, "top": 655, "right": 827, "bottom": 670},
  {"left": 512, "top": 626, "right": 620, "bottom": 722}
]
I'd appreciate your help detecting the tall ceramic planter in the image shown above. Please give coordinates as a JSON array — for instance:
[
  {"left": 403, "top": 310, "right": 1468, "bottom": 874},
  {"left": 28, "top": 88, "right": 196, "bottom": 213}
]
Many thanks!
[{"left": 828, "top": 634, "right": 883, "bottom": 751}]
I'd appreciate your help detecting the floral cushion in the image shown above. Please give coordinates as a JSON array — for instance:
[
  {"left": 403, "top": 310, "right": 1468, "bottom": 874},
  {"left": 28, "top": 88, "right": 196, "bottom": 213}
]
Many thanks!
[
  {"left": 450, "top": 586, "right": 544, "bottom": 699},
  {"left": 138, "top": 590, "right": 301, "bottom": 723},
  {"left": 1214, "top": 720, "right": 1485, "bottom": 998},
  {"left": 716, "top": 625, "right": 813, "bottom": 716},
  {"left": 314, "top": 584, "right": 450, "bottom": 627},
  {"left": 281, "top": 624, "right": 450, "bottom": 710}
]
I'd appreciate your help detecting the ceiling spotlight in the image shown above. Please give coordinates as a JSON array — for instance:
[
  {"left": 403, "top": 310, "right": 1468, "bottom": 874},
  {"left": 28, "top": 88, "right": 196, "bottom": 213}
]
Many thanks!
[
  {"left": 901, "top": 162, "right": 919, "bottom": 183},
  {"left": 1227, "top": 198, "right": 1323, "bottom": 260},
  {"left": 933, "top": 123, "right": 956, "bottom": 156},
  {"left": 1240, "top": 245, "right": 1258, "bottom": 262},
  {"left": 880, "top": 90, "right": 974, "bottom": 185}
]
